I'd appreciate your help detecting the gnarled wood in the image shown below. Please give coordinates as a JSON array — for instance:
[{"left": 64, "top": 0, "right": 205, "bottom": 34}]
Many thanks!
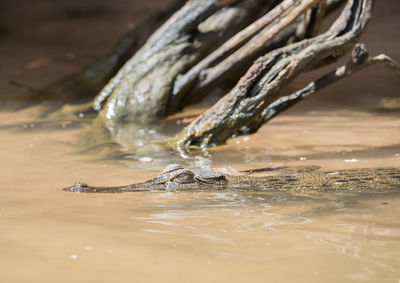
[
  {"left": 94, "top": 0, "right": 347, "bottom": 125},
  {"left": 31, "top": 0, "right": 399, "bottom": 153},
  {"left": 171, "top": 0, "right": 373, "bottom": 149},
  {"left": 171, "top": 0, "right": 322, "bottom": 111},
  {"left": 95, "top": 0, "right": 269, "bottom": 124},
  {"left": 239, "top": 43, "right": 400, "bottom": 135}
]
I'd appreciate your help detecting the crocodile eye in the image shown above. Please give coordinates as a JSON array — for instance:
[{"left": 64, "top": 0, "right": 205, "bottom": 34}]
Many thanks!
[{"left": 170, "top": 171, "right": 195, "bottom": 184}]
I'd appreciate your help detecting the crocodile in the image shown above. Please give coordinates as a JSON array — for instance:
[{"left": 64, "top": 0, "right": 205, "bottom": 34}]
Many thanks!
[{"left": 64, "top": 164, "right": 400, "bottom": 193}]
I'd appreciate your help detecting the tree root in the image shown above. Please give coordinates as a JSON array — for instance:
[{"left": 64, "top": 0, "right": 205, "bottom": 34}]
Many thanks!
[
  {"left": 170, "top": 39, "right": 399, "bottom": 151},
  {"left": 95, "top": 0, "right": 275, "bottom": 124},
  {"left": 20, "top": 0, "right": 399, "bottom": 154},
  {"left": 94, "top": 0, "right": 350, "bottom": 125},
  {"left": 238, "top": 44, "right": 400, "bottom": 135},
  {"left": 169, "top": 0, "right": 391, "bottom": 150}
]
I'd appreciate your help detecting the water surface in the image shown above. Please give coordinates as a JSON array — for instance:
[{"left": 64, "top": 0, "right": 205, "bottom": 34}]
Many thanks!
[{"left": 0, "top": 107, "right": 399, "bottom": 283}]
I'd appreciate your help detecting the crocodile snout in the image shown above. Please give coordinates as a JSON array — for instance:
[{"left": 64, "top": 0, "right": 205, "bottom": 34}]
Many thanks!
[{"left": 63, "top": 182, "right": 89, "bottom": 192}]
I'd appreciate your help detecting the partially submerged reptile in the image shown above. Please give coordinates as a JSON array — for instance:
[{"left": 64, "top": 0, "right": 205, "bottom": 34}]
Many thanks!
[{"left": 64, "top": 164, "right": 400, "bottom": 193}]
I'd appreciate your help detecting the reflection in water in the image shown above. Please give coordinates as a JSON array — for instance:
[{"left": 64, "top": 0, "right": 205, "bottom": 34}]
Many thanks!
[
  {"left": 129, "top": 192, "right": 400, "bottom": 281},
  {"left": 118, "top": 191, "right": 400, "bottom": 282}
]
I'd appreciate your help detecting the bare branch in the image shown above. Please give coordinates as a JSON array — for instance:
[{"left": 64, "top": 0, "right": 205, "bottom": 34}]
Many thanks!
[
  {"left": 170, "top": 0, "right": 373, "bottom": 150},
  {"left": 171, "top": 0, "right": 322, "bottom": 110},
  {"left": 94, "top": 0, "right": 269, "bottom": 124},
  {"left": 240, "top": 44, "right": 400, "bottom": 134}
]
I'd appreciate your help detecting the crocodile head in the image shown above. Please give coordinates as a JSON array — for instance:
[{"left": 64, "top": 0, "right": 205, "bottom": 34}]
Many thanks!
[
  {"left": 140, "top": 164, "right": 228, "bottom": 191},
  {"left": 64, "top": 164, "right": 228, "bottom": 192}
]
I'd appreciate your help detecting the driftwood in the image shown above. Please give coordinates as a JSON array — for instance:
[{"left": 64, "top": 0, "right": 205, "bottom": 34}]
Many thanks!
[
  {"left": 171, "top": 0, "right": 328, "bottom": 111},
  {"left": 92, "top": 0, "right": 354, "bottom": 124},
  {"left": 169, "top": 0, "right": 400, "bottom": 149},
  {"left": 31, "top": 0, "right": 399, "bottom": 151},
  {"left": 235, "top": 44, "right": 400, "bottom": 136},
  {"left": 94, "top": 0, "right": 272, "bottom": 123}
]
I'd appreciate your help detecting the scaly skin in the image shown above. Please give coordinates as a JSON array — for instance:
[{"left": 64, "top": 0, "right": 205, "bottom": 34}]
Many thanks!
[{"left": 64, "top": 164, "right": 400, "bottom": 193}]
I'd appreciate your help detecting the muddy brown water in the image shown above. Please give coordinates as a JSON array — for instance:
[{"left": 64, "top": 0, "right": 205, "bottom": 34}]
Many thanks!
[
  {"left": 1, "top": 0, "right": 400, "bottom": 282},
  {"left": 1, "top": 107, "right": 400, "bottom": 283}
]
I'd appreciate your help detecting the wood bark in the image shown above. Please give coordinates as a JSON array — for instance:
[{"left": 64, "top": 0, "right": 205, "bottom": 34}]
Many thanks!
[
  {"left": 94, "top": 0, "right": 270, "bottom": 124},
  {"left": 238, "top": 43, "right": 400, "bottom": 135},
  {"left": 26, "top": 0, "right": 400, "bottom": 152},
  {"left": 93, "top": 0, "right": 347, "bottom": 124},
  {"left": 171, "top": 0, "right": 323, "bottom": 111},
  {"left": 171, "top": 0, "right": 375, "bottom": 149}
]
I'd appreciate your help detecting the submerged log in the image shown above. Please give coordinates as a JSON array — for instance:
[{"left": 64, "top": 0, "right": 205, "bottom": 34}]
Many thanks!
[
  {"left": 94, "top": 0, "right": 353, "bottom": 125},
  {"left": 170, "top": 0, "right": 376, "bottom": 148},
  {"left": 28, "top": 0, "right": 400, "bottom": 151},
  {"left": 95, "top": 0, "right": 271, "bottom": 124}
]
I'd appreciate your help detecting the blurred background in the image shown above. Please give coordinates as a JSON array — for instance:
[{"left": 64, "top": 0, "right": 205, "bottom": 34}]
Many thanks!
[{"left": 1, "top": 0, "right": 399, "bottom": 110}]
